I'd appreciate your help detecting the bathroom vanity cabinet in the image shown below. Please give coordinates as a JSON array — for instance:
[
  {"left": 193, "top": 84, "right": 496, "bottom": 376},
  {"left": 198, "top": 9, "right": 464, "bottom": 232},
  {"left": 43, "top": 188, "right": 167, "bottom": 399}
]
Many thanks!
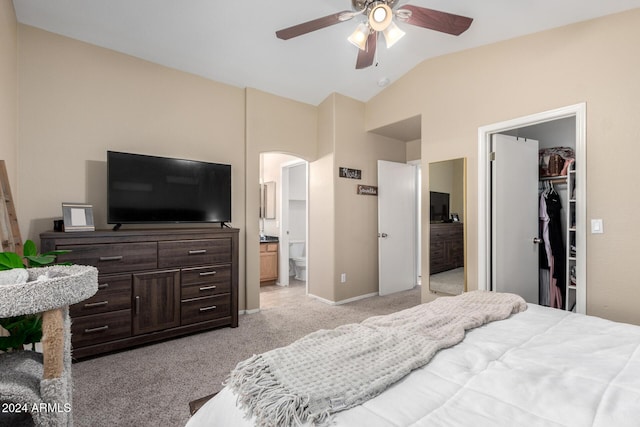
[{"left": 259, "top": 242, "right": 278, "bottom": 285}]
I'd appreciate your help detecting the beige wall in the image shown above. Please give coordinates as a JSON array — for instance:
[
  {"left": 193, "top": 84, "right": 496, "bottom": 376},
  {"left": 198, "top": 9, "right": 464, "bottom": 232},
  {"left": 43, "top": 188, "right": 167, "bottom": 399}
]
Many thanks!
[
  {"left": 308, "top": 95, "right": 336, "bottom": 301},
  {"left": 17, "top": 25, "right": 247, "bottom": 304},
  {"left": 245, "top": 88, "right": 317, "bottom": 310},
  {"left": 309, "top": 93, "right": 407, "bottom": 303},
  {"left": 15, "top": 25, "right": 321, "bottom": 314},
  {"left": 13, "top": 25, "right": 321, "bottom": 314},
  {"left": 334, "top": 94, "right": 407, "bottom": 301},
  {"left": 366, "top": 9, "right": 640, "bottom": 324},
  {"left": 406, "top": 139, "right": 421, "bottom": 162},
  {"left": 0, "top": 0, "right": 17, "bottom": 191}
]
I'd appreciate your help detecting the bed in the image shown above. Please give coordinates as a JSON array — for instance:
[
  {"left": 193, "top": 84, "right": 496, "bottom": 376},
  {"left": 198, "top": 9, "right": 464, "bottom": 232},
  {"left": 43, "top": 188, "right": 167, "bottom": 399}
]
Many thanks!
[{"left": 186, "top": 292, "right": 640, "bottom": 427}]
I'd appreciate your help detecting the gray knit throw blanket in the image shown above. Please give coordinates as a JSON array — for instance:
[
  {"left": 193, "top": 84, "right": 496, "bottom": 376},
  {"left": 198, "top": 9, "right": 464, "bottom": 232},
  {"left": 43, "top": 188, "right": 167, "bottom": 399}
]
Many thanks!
[{"left": 226, "top": 291, "right": 527, "bottom": 426}]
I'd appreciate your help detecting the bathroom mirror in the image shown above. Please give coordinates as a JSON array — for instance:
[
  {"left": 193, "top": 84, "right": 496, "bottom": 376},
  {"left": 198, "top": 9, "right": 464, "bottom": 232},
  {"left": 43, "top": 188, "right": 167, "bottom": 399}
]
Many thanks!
[
  {"left": 428, "top": 157, "right": 467, "bottom": 295},
  {"left": 261, "top": 181, "right": 276, "bottom": 219}
]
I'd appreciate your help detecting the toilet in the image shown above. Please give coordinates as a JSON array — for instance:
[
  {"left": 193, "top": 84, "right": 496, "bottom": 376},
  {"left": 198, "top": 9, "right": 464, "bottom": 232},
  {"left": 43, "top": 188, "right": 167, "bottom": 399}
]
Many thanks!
[{"left": 288, "top": 241, "right": 307, "bottom": 281}]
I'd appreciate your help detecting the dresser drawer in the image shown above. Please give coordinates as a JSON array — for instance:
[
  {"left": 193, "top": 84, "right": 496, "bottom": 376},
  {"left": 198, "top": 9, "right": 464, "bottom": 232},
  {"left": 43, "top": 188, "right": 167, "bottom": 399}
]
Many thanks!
[
  {"left": 181, "top": 265, "right": 231, "bottom": 299},
  {"left": 158, "top": 239, "right": 232, "bottom": 268},
  {"left": 70, "top": 274, "right": 131, "bottom": 317},
  {"left": 430, "top": 241, "right": 445, "bottom": 256},
  {"left": 71, "top": 310, "right": 132, "bottom": 347},
  {"left": 181, "top": 295, "right": 230, "bottom": 325},
  {"left": 57, "top": 242, "right": 158, "bottom": 274},
  {"left": 431, "top": 227, "right": 450, "bottom": 240}
]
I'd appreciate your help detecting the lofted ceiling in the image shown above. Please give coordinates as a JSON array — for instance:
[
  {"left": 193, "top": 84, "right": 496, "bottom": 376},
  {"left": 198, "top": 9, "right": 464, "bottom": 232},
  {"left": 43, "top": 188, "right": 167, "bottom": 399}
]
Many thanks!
[{"left": 12, "top": 0, "right": 640, "bottom": 106}]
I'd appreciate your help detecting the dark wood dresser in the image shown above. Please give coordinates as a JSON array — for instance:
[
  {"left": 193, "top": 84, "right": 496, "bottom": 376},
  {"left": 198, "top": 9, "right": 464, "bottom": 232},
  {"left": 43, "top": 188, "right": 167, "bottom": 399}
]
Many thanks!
[
  {"left": 40, "top": 228, "right": 238, "bottom": 359},
  {"left": 430, "top": 222, "right": 464, "bottom": 275}
]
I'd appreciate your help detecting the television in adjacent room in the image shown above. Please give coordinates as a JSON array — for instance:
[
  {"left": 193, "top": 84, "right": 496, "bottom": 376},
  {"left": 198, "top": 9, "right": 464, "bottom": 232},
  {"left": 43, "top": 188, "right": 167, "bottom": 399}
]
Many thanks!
[
  {"left": 107, "top": 151, "right": 231, "bottom": 226},
  {"left": 430, "top": 191, "right": 450, "bottom": 222}
]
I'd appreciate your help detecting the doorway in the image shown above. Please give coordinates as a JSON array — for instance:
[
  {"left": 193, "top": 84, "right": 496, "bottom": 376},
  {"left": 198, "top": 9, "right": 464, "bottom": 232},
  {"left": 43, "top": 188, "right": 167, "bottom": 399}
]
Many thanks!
[
  {"left": 259, "top": 153, "right": 309, "bottom": 308},
  {"left": 478, "top": 103, "right": 586, "bottom": 314}
]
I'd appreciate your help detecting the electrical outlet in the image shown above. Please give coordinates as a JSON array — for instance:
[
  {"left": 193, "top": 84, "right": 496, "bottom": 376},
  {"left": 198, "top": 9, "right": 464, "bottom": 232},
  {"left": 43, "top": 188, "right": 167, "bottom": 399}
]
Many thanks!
[{"left": 340, "top": 273, "right": 346, "bottom": 283}]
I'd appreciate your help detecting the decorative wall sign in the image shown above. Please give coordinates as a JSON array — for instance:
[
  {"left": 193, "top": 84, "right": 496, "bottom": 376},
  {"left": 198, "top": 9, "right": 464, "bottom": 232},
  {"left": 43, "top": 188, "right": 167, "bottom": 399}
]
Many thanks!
[
  {"left": 339, "top": 167, "right": 361, "bottom": 179},
  {"left": 357, "top": 185, "right": 378, "bottom": 196}
]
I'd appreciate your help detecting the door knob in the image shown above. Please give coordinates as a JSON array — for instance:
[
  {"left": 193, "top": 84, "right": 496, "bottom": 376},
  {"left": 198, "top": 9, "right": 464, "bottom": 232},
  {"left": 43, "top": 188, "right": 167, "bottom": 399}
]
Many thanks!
[{"left": 532, "top": 238, "right": 542, "bottom": 244}]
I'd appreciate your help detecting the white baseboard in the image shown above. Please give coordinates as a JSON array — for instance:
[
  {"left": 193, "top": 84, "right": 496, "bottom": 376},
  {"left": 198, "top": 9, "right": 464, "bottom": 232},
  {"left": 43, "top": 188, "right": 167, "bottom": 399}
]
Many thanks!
[
  {"left": 241, "top": 292, "right": 381, "bottom": 313},
  {"left": 308, "top": 292, "right": 379, "bottom": 306}
]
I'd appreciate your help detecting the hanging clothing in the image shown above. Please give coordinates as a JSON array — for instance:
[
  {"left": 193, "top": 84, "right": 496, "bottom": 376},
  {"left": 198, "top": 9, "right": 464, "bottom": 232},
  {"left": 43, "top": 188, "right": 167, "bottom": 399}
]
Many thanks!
[
  {"left": 545, "top": 187, "right": 566, "bottom": 309},
  {"left": 539, "top": 183, "right": 565, "bottom": 309},
  {"left": 538, "top": 193, "right": 551, "bottom": 307},
  {"left": 538, "top": 146, "right": 571, "bottom": 310}
]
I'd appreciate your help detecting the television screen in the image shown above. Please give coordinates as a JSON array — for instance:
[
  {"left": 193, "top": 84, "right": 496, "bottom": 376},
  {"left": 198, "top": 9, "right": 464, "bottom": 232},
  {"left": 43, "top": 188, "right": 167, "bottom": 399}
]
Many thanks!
[
  {"left": 430, "top": 191, "right": 450, "bottom": 222},
  {"left": 107, "top": 151, "right": 231, "bottom": 225}
]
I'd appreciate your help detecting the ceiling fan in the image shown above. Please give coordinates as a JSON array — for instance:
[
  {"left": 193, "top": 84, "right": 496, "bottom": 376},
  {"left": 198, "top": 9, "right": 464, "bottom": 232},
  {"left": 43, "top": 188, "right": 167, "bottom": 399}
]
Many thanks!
[{"left": 276, "top": 0, "right": 473, "bottom": 69}]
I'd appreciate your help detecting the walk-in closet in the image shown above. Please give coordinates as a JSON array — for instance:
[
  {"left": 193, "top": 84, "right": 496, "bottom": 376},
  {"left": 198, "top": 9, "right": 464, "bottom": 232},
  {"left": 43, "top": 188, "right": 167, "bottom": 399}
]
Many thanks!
[{"left": 500, "top": 116, "right": 578, "bottom": 312}]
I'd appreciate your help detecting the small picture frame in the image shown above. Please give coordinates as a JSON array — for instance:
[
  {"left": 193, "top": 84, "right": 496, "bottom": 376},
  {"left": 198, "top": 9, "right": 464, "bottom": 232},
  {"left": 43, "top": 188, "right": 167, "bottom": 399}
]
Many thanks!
[
  {"left": 451, "top": 213, "right": 460, "bottom": 222},
  {"left": 62, "top": 203, "right": 95, "bottom": 232}
]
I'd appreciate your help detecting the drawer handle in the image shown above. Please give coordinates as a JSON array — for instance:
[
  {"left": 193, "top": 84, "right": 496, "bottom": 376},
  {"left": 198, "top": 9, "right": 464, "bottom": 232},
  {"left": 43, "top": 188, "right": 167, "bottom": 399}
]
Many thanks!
[
  {"left": 99, "top": 255, "right": 123, "bottom": 261},
  {"left": 188, "top": 249, "right": 207, "bottom": 255},
  {"left": 98, "top": 283, "right": 109, "bottom": 290},
  {"left": 199, "top": 305, "right": 217, "bottom": 312},
  {"left": 199, "top": 271, "right": 217, "bottom": 276},
  {"left": 135, "top": 295, "right": 140, "bottom": 314},
  {"left": 199, "top": 285, "right": 217, "bottom": 291},
  {"left": 84, "top": 325, "right": 109, "bottom": 333},
  {"left": 84, "top": 301, "right": 108, "bottom": 308}
]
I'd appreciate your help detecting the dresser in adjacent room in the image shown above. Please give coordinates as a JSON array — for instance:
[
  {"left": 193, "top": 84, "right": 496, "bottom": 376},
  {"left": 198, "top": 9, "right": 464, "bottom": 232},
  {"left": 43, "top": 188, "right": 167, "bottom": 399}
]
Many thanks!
[
  {"left": 430, "top": 222, "right": 464, "bottom": 274},
  {"left": 40, "top": 228, "right": 239, "bottom": 359}
]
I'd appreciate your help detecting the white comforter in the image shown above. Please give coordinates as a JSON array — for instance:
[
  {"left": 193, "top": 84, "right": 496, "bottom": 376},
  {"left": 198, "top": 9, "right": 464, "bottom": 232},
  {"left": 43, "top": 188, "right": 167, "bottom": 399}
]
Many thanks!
[{"left": 186, "top": 304, "right": 640, "bottom": 426}]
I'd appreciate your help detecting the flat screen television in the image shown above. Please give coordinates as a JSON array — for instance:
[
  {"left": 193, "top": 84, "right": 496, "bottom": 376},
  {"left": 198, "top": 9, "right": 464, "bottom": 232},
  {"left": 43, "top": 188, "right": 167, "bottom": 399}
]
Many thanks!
[
  {"left": 430, "top": 191, "right": 450, "bottom": 222},
  {"left": 107, "top": 151, "right": 231, "bottom": 227}
]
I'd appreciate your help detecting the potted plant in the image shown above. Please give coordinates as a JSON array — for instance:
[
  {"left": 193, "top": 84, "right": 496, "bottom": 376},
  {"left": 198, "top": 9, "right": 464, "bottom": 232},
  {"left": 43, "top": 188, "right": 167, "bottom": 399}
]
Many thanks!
[{"left": 0, "top": 240, "right": 69, "bottom": 352}]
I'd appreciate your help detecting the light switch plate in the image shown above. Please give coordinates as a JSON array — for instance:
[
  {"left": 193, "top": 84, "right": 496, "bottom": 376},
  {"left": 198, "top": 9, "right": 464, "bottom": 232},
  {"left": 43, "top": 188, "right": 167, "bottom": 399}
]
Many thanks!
[{"left": 591, "top": 219, "right": 604, "bottom": 234}]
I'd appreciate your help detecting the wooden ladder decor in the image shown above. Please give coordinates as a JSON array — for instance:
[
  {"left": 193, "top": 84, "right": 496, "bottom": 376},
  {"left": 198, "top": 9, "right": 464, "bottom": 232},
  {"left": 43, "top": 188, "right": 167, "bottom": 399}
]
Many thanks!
[{"left": 0, "top": 160, "right": 23, "bottom": 256}]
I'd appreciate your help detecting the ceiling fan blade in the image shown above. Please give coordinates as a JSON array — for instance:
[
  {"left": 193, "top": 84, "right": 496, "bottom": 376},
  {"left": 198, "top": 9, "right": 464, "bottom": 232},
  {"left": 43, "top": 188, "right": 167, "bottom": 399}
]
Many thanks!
[
  {"left": 355, "top": 32, "right": 377, "bottom": 69},
  {"left": 398, "top": 5, "right": 473, "bottom": 36},
  {"left": 276, "top": 10, "right": 355, "bottom": 40}
]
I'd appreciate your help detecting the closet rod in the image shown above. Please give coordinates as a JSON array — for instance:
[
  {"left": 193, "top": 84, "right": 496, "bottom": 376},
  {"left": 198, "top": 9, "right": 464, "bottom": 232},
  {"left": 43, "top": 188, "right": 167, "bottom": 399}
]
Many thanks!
[{"left": 539, "top": 175, "right": 567, "bottom": 183}]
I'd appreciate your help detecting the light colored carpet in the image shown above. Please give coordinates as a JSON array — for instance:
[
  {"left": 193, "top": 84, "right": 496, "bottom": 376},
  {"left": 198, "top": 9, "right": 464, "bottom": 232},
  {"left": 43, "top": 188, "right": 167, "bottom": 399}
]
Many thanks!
[
  {"left": 71, "top": 286, "right": 421, "bottom": 426},
  {"left": 429, "top": 267, "right": 464, "bottom": 295}
]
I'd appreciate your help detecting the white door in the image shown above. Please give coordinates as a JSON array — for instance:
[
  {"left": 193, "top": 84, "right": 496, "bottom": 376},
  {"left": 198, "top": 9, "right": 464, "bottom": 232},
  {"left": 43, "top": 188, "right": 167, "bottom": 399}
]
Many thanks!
[
  {"left": 279, "top": 161, "right": 308, "bottom": 288},
  {"left": 279, "top": 166, "right": 290, "bottom": 287},
  {"left": 378, "top": 160, "right": 417, "bottom": 296},
  {"left": 491, "top": 134, "right": 539, "bottom": 303}
]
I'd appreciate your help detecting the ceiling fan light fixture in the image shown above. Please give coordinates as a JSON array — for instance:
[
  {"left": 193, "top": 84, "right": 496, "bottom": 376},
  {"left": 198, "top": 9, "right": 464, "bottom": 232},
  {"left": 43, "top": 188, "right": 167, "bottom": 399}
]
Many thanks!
[
  {"left": 348, "top": 23, "right": 370, "bottom": 50},
  {"left": 369, "top": 3, "right": 392, "bottom": 31},
  {"left": 383, "top": 21, "right": 405, "bottom": 48}
]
